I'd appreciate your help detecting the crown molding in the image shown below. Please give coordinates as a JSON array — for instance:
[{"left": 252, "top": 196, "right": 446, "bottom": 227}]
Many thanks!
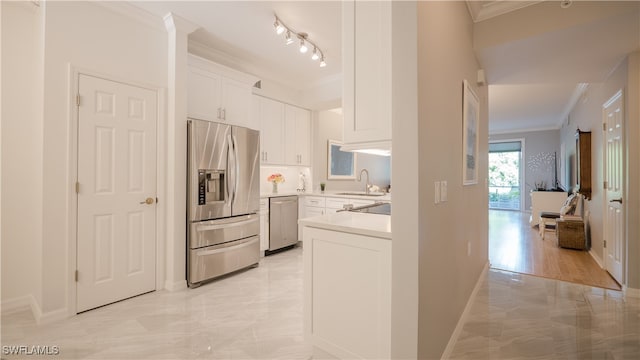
[
  {"left": 95, "top": 1, "right": 165, "bottom": 32},
  {"left": 466, "top": 1, "right": 543, "bottom": 23},
  {"left": 489, "top": 125, "right": 561, "bottom": 136}
]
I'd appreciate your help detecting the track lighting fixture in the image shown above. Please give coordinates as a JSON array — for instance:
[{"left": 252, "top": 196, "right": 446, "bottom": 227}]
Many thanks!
[{"left": 273, "top": 14, "right": 326, "bottom": 68}]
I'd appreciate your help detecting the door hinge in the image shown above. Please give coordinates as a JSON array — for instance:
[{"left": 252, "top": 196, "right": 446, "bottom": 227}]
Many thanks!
[
  {"left": 75, "top": 270, "right": 79, "bottom": 282},
  {"left": 156, "top": 197, "right": 159, "bottom": 204},
  {"left": 76, "top": 94, "right": 81, "bottom": 107},
  {"left": 603, "top": 122, "right": 606, "bottom": 131},
  {"left": 604, "top": 181, "right": 608, "bottom": 189},
  {"left": 75, "top": 182, "right": 80, "bottom": 194},
  {"left": 603, "top": 240, "right": 607, "bottom": 248}
]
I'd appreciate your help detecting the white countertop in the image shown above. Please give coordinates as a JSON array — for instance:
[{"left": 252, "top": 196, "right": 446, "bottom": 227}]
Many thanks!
[
  {"left": 261, "top": 190, "right": 392, "bottom": 202},
  {"left": 298, "top": 211, "right": 392, "bottom": 239}
]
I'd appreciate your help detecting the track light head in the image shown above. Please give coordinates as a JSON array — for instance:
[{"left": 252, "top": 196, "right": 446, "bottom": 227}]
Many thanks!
[
  {"left": 274, "top": 19, "right": 285, "bottom": 35},
  {"left": 311, "top": 47, "right": 319, "bottom": 60},
  {"left": 285, "top": 31, "right": 294, "bottom": 45},
  {"left": 298, "top": 33, "right": 308, "bottom": 53},
  {"left": 319, "top": 57, "right": 326, "bottom": 68}
]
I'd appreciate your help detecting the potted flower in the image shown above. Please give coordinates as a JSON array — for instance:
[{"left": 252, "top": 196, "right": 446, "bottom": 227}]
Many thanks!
[{"left": 267, "top": 173, "right": 285, "bottom": 193}]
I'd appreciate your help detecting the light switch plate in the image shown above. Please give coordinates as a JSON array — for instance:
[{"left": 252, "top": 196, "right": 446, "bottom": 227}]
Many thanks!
[
  {"left": 434, "top": 181, "right": 440, "bottom": 204},
  {"left": 440, "top": 181, "right": 448, "bottom": 202}
]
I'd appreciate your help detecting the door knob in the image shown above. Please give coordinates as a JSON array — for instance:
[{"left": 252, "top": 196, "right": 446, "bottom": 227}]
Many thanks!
[
  {"left": 140, "top": 197, "right": 154, "bottom": 205},
  {"left": 610, "top": 198, "right": 623, "bottom": 204}
]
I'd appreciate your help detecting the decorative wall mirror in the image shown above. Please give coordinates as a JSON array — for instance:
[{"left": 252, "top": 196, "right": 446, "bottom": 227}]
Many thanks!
[{"left": 327, "top": 140, "right": 357, "bottom": 179}]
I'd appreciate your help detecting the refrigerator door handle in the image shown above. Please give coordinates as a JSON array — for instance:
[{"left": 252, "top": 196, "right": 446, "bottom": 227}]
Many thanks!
[
  {"left": 225, "top": 135, "right": 232, "bottom": 205},
  {"left": 232, "top": 134, "right": 240, "bottom": 205},
  {"left": 227, "top": 133, "right": 237, "bottom": 204}
]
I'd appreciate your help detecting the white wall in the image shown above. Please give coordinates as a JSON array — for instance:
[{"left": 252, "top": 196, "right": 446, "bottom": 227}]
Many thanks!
[
  {"left": 1, "top": 1, "right": 43, "bottom": 310},
  {"left": 34, "top": 1, "right": 167, "bottom": 315},
  {"left": 313, "top": 110, "right": 391, "bottom": 192},
  {"left": 417, "top": 2, "right": 489, "bottom": 358}
]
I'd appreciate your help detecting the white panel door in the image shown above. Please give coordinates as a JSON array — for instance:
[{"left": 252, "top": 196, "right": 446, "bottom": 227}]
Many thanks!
[
  {"left": 77, "top": 74, "right": 157, "bottom": 312},
  {"left": 603, "top": 90, "right": 624, "bottom": 284}
]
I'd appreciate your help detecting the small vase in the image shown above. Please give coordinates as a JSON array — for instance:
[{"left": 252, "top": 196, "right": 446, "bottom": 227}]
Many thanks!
[{"left": 272, "top": 182, "right": 278, "bottom": 194}]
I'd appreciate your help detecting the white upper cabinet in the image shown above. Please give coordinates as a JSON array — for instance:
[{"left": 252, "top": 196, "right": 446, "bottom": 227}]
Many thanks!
[
  {"left": 284, "top": 105, "right": 311, "bottom": 166},
  {"left": 342, "top": 0, "right": 392, "bottom": 149},
  {"left": 256, "top": 96, "right": 285, "bottom": 165},
  {"left": 253, "top": 95, "right": 311, "bottom": 166},
  {"left": 187, "top": 54, "right": 258, "bottom": 129}
]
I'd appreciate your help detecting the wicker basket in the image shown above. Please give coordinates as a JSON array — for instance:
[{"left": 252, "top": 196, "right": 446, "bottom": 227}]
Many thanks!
[{"left": 556, "top": 219, "right": 586, "bottom": 250}]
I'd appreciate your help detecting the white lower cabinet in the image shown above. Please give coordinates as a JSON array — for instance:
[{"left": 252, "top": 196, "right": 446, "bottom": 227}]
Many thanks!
[
  {"left": 259, "top": 199, "right": 269, "bottom": 253},
  {"left": 303, "top": 226, "right": 391, "bottom": 359}
]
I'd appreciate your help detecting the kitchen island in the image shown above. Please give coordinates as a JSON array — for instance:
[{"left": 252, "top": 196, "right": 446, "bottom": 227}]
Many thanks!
[{"left": 299, "top": 211, "right": 391, "bottom": 359}]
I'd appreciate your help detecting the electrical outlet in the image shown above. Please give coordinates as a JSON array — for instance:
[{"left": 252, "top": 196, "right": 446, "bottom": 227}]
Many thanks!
[
  {"left": 440, "top": 181, "right": 448, "bottom": 202},
  {"left": 434, "top": 181, "right": 440, "bottom": 204}
]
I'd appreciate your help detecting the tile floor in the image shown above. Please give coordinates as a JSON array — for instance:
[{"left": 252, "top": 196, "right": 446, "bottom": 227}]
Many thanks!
[
  {"left": 2, "top": 247, "right": 639, "bottom": 359},
  {"left": 1, "top": 248, "right": 311, "bottom": 359},
  {"left": 449, "top": 269, "right": 640, "bottom": 359}
]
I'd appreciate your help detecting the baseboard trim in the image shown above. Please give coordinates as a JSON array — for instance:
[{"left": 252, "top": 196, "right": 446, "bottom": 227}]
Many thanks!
[
  {"left": 588, "top": 249, "right": 604, "bottom": 268},
  {"left": 623, "top": 285, "right": 640, "bottom": 298},
  {"left": 35, "top": 306, "right": 68, "bottom": 325},
  {"left": 164, "top": 279, "right": 187, "bottom": 292},
  {"left": 1, "top": 294, "right": 35, "bottom": 315},
  {"left": 441, "top": 261, "right": 490, "bottom": 360}
]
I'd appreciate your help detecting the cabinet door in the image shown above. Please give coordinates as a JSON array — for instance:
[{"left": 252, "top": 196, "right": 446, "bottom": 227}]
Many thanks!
[
  {"left": 222, "top": 77, "right": 253, "bottom": 129},
  {"left": 284, "top": 105, "right": 311, "bottom": 166},
  {"left": 296, "top": 108, "right": 311, "bottom": 166},
  {"left": 258, "top": 97, "right": 285, "bottom": 164},
  {"left": 187, "top": 66, "right": 222, "bottom": 122},
  {"left": 304, "top": 206, "right": 325, "bottom": 218},
  {"left": 342, "top": 0, "right": 391, "bottom": 144},
  {"left": 284, "top": 105, "right": 298, "bottom": 165}
]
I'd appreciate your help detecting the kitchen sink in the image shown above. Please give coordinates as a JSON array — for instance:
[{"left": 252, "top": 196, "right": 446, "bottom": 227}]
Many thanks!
[{"left": 336, "top": 192, "right": 386, "bottom": 197}]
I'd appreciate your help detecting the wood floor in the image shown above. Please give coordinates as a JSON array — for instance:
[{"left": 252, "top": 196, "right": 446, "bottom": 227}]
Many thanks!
[{"left": 489, "top": 210, "right": 621, "bottom": 290}]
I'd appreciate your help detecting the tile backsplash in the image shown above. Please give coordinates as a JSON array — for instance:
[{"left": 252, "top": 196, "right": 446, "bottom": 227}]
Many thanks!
[{"left": 260, "top": 166, "right": 312, "bottom": 194}]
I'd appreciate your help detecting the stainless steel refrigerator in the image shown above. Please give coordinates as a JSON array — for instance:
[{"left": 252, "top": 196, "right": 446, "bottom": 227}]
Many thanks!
[{"left": 187, "top": 119, "right": 260, "bottom": 287}]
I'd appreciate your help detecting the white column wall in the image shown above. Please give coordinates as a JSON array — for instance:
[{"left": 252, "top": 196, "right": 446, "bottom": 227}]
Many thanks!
[
  {"left": 37, "top": 1, "right": 167, "bottom": 316},
  {"left": 0, "top": 1, "right": 44, "bottom": 311}
]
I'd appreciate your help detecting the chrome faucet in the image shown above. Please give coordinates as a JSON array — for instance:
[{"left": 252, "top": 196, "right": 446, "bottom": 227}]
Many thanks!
[{"left": 358, "top": 169, "right": 370, "bottom": 194}]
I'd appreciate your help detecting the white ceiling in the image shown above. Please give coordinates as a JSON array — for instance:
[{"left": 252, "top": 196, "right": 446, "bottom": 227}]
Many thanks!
[
  {"left": 473, "top": 0, "right": 640, "bottom": 134},
  {"left": 131, "top": 1, "right": 342, "bottom": 92},
  {"left": 129, "top": 1, "right": 639, "bottom": 134}
]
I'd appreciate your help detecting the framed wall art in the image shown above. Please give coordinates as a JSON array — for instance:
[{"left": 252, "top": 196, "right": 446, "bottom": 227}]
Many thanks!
[{"left": 463, "top": 79, "right": 479, "bottom": 185}]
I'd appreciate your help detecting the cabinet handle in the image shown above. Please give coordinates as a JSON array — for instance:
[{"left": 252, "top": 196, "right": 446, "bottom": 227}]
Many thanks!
[{"left": 222, "top": 108, "right": 226, "bottom": 120}]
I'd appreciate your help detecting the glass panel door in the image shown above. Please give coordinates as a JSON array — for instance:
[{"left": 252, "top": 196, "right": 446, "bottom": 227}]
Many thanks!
[{"left": 488, "top": 146, "right": 521, "bottom": 210}]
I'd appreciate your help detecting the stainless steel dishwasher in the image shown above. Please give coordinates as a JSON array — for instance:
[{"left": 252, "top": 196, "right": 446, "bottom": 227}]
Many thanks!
[{"left": 267, "top": 196, "right": 298, "bottom": 254}]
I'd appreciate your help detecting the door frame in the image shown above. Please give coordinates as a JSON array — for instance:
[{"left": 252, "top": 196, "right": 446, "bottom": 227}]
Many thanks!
[
  {"left": 601, "top": 89, "right": 625, "bottom": 283},
  {"left": 66, "top": 65, "right": 167, "bottom": 316},
  {"left": 488, "top": 138, "right": 525, "bottom": 211}
]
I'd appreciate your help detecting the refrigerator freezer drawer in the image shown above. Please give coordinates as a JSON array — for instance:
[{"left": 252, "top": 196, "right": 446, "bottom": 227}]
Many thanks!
[
  {"left": 188, "top": 236, "right": 259, "bottom": 286},
  {"left": 189, "top": 214, "right": 259, "bottom": 249}
]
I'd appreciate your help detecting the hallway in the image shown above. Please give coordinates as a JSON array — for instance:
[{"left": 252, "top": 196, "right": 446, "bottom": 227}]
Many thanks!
[{"left": 489, "top": 210, "right": 620, "bottom": 290}]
